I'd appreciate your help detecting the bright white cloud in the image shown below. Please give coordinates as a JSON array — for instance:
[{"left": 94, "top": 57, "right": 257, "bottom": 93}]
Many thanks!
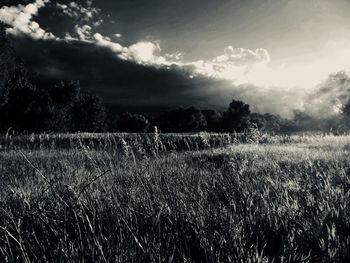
[
  {"left": 0, "top": 0, "right": 54, "bottom": 39},
  {"left": 93, "top": 33, "right": 125, "bottom": 53},
  {"left": 92, "top": 34, "right": 168, "bottom": 64},
  {"left": 184, "top": 45, "right": 350, "bottom": 91},
  {"left": 80, "top": 34, "right": 350, "bottom": 94},
  {"left": 124, "top": 42, "right": 163, "bottom": 64}
]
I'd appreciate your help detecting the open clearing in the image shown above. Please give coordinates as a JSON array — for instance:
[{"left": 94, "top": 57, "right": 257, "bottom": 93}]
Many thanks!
[{"left": 1, "top": 133, "right": 350, "bottom": 262}]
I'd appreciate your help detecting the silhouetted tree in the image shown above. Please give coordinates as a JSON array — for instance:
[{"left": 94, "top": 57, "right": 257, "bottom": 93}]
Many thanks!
[
  {"left": 155, "top": 107, "right": 207, "bottom": 132},
  {"left": 0, "top": 25, "right": 47, "bottom": 132},
  {"left": 0, "top": 23, "right": 16, "bottom": 106},
  {"left": 105, "top": 111, "right": 119, "bottom": 132},
  {"left": 222, "top": 100, "right": 250, "bottom": 132},
  {"left": 69, "top": 92, "right": 107, "bottom": 132},
  {"left": 202, "top": 109, "right": 222, "bottom": 132},
  {"left": 0, "top": 60, "right": 42, "bottom": 132},
  {"left": 33, "top": 81, "right": 80, "bottom": 132},
  {"left": 117, "top": 112, "right": 150, "bottom": 132},
  {"left": 249, "top": 113, "right": 266, "bottom": 130},
  {"left": 0, "top": 63, "right": 107, "bottom": 133},
  {"left": 263, "top": 113, "right": 281, "bottom": 132},
  {"left": 338, "top": 100, "right": 350, "bottom": 131},
  {"left": 49, "top": 81, "right": 80, "bottom": 107}
]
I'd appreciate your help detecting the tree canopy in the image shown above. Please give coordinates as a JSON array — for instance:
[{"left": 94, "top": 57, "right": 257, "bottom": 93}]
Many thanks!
[{"left": 222, "top": 100, "right": 251, "bottom": 132}]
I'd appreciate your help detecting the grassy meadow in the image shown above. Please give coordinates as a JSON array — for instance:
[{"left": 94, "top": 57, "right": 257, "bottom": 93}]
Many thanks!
[{"left": 1, "top": 132, "right": 350, "bottom": 262}]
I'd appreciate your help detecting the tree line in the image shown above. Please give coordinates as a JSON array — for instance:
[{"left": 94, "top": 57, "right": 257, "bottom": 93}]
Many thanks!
[
  {"left": 0, "top": 60, "right": 295, "bottom": 134},
  {"left": 0, "top": 58, "right": 291, "bottom": 134},
  {"left": 0, "top": 62, "right": 284, "bottom": 134}
]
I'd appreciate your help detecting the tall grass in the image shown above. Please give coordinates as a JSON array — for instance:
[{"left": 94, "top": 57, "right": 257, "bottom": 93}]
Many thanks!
[
  {"left": 0, "top": 132, "right": 238, "bottom": 152},
  {"left": 1, "top": 132, "right": 350, "bottom": 262}
]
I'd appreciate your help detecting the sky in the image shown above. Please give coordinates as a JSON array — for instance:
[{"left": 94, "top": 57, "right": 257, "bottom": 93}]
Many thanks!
[{"left": 1, "top": 0, "right": 350, "bottom": 117}]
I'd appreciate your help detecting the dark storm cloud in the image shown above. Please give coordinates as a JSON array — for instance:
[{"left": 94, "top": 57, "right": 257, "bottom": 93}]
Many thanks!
[
  {"left": 1, "top": 0, "right": 318, "bottom": 117},
  {"left": 11, "top": 35, "right": 306, "bottom": 117},
  {"left": 10, "top": 36, "right": 238, "bottom": 112}
]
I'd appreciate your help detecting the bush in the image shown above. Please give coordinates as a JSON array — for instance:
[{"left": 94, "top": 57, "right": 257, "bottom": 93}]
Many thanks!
[{"left": 116, "top": 112, "right": 150, "bottom": 133}]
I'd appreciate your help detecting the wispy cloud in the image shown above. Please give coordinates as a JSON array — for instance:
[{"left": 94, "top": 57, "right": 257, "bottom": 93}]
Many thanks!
[
  {"left": 74, "top": 24, "right": 92, "bottom": 41},
  {"left": 55, "top": 1, "right": 102, "bottom": 26},
  {"left": 188, "top": 47, "right": 271, "bottom": 84},
  {"left": 303, "top": 71, "right": 350, "bottom": 117}
]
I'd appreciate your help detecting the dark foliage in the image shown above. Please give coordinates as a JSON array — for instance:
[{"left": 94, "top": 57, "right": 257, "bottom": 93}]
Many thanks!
[
  {"left": 69, "top": 92, "right": 107, "bottom": 133},
  {"left": 222, "top": 100, "right": 251, "bottom": 132},
  {"left": 0, "top": 61, "right": 41, "bottom": 132},
  {"left": 0, "top": 63, "right": 106, "bottom": 133},
  {"left": 116, "top": 112, "right": 150, "bottom": 133},
  {"left": 154, "top": 107, "right": 207, "bottom": 133},
  {"left": 49, "top": 81, "right": 80, "bottom": 107},
  {"left": 250, "top": 113, "right": 281, "bottom": 132},
  {"left": 202, "top": 109, "right": 223, "bottom": 132},
  {"left": 29, "top": 81, "right": 82, "bottom": 133},
  {"left": 0, "top": 23, "right": 16, "bottom": 106},
  {"left": 341, "top": 101, "right": 350, "bottom": 131}
]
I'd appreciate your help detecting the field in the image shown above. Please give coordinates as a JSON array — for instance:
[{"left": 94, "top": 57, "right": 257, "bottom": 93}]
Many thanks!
[{"left": 1, "top": 132, "right": 350, "bottom": 262}]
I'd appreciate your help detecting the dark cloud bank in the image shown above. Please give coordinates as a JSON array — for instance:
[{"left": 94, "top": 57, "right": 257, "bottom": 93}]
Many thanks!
[
  {"left": 10, "top": 36, "right": 304, "bottom": 117},
  {"left": 13, "top": 37, "right": 226, "bottom": 112}
]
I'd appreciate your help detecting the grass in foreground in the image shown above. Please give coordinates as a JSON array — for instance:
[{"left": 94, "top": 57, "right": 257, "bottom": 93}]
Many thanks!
[{"left": 1, "top": 133, "right": 350, "bottom": 262}]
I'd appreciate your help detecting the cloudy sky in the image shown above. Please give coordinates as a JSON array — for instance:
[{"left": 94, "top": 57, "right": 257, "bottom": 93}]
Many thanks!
[{"left": 1, "top": 0, "right": 350, "bottom": 117}]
